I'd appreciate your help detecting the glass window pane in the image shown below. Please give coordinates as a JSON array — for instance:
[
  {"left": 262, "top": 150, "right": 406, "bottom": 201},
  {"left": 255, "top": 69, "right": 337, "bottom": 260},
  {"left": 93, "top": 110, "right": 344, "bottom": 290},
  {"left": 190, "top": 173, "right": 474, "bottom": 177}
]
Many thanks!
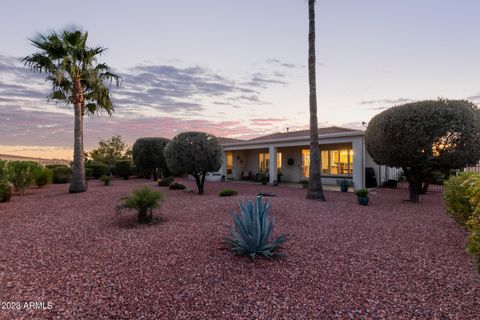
[
  {"left": 349, "top": 149, "right": 354, "bottom": 175},
  {"left": 277, "top": 152, "right": 282, "bottom": 170},
  {"left": 340, "top": 149, "right": 349, "bottom": 175},
  {"left": 321, "top": 150, "right": 329, "bottom": 174},
  {"left": 302, "top": 149, "right": 310, "bottom": 178},
  {"left": 330, "top": 150, "right": 339, "bottom": 174}
]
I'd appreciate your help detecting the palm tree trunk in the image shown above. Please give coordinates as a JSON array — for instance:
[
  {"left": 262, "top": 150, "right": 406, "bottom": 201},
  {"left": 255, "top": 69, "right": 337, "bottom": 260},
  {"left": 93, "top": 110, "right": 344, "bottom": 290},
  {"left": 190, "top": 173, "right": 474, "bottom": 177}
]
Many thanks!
[
  {"left": 306, "top": 0, "right": 326, "bottom": 201},
  {"left": 69, "top": 79, "right": 87, "bottom": 193}
]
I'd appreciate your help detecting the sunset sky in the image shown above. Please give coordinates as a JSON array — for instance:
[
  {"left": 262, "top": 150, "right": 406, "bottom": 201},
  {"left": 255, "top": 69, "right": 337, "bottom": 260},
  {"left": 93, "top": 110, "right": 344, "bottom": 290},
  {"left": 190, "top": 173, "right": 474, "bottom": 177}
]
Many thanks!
[{"left": 1, "top": 0, "right": 480, "bottom": 159}]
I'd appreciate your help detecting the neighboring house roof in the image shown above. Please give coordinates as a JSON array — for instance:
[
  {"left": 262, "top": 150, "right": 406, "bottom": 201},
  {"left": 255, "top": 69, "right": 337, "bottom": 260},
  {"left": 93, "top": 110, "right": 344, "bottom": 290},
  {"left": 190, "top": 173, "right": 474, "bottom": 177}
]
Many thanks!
[
  {"left": 220, "top": 126, "right": 362, "bottom": 146},
  {"left": 0, "top": 154, "right": 70, "bottom": 165},
  {"left": 217, "top": 137, "right": 244, "bottom": 144}
]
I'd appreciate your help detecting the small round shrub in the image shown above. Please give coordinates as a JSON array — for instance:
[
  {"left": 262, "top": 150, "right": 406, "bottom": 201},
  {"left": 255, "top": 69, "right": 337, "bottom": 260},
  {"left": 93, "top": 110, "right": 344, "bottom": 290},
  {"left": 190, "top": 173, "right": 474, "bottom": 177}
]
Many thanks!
[
  {"left": 219, "top": 189, "right": 238, "bottom": 197},
  {"left": 85, "top": 161, "right": 109, "bottom": 179},
  {"left": 158, "top": 176, "right": 174, "bottom": 187},
  {"left": 8, "top": 161, "right": 38, "bottom": 195},
  {"left": 34, "top": 167, "right": 53, "bottom": 188},
  {"left": 52, "top": 166, "right": 72, "bottom": 184},
  {"left": 0, "top": 182, "right": 12, "bottom": 202},
  {"left": 100, "top": 174, "right": 111, "bottom": 186},
  {"left": 115, "top": 160, "right": 132, "bottom": 180},
  {"left": 85, "top": 167, "right": 94, "bottom": 178},
  {"left": 169, "top": 182, "right": 186, "bottom": 190}
]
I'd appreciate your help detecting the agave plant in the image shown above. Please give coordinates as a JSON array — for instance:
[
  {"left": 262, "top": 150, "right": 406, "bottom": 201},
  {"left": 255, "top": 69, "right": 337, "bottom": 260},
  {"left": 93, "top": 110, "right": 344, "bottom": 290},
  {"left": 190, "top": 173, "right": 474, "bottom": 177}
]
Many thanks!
[
  {"left": 225, "top": 196, "right": 287, "bottom": 260},
  {"left": 117, "top": 187, "right": 164, "bottom": 223}
]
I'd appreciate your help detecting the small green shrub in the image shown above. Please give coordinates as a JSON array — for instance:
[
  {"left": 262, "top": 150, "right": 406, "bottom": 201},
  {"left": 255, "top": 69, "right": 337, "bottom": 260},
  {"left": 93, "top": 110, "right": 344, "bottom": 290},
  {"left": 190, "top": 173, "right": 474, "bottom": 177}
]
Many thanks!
[
  {"left": 444, "top": 173, "right": 477, "bottom": 225},
  {"left": 158, "top": 176, "right": 174, "bottom": 187},
  {"left": 100, "top": 174, "right": 111, "bottom": 186},
  {"left": 52, "top": 166, "right": 72, "bottom": 184},
  {"left": 85, "top": 167, "right": 94, "bottom": 178},
  {"left": 169, "top": 182, "right": 186, "bottom": 190},
  {"left": 355, "top": 188, "right": 369, "bottom": 198},
  {"left": 34, "top": 167, "right": 53, "bottom": 188},
  {"left": 8, "top": 161, "right": 37, "bottom": 195},
  {"left": 115, "top": 160, "right": 132, "bottom": 180},
  {"left": 224, "top": 196, "right": 287, "bottom": 260},
  {"left": 219, "top": 189, "right": 238, "bottom": 197},
  {"left": 85, "top": 161, "right": 108, "bottom": 179},
  {"left": 117, "top": 187, "right": 165, "bottom": 223},
  {"left": 0, "top": 182, "right": 12, "bottom": 202},
  {"left": 0, "top": 160, "right": 11, "bottom": 202}
]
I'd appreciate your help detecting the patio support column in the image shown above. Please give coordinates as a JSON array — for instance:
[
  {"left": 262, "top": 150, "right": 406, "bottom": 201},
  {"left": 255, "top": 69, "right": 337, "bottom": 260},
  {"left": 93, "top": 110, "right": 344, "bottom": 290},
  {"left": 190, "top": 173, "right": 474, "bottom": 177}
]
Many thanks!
[
  {"left": 352, "top": 138, "right": 364, "bottom": 189},
  {"left": 221, "top": 151, "right": 228, "bottom": 179},
  {"left": 268, "top": 145, "right": 277, "bottom": 184}
]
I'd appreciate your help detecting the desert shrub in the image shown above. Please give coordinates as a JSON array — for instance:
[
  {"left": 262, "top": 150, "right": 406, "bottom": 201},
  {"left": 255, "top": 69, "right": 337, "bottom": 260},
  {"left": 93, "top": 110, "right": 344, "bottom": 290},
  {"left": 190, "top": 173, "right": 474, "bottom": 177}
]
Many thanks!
[
  {"left": 169, "top": 182, "right": 186, "bottom": 190},
  {"left": 224, "top": 196, "right": 287, "bottom": 260},
  {"left": 464, "top": 177, "right": 480, "bottom": 272},
  {"left": 0, "top": 160, "right": 12, "bottom": 202},
  {"left": 85, "top": 161, "right": 108, "bottom": 179},
  {"left": 219, "top": 189, "right": 238, "bottom": 197},
  {"left": 117, "top": 187, "right": 165, "bottom": 223},
  {"left": 85, "top": 167, "right": 94, "bottom": 178},
  {"left": 158, "top": 176, "right": 174, "bottom": 187},
  {"left": 100, "top": 174, "right": 111, "bottom": 186},
  {"left": 115, "top": 160, "right": 132, "bottom": 180},
  {"left": 164, "top": 132, "right": 222, "bottom": 195},
  {"left": 8, "top": 161, "right": 38, "bottom": 195},
  {"left": 52, "top": 166, "right": 72, "bottom": 184},
  {"left": 444, "top": 173, "right": 478, "bottom": 225},
  {"left": 34, "top": 167, "right": 53, "bottom": 188},
  {"left": 0, "top": 183, "right": 12, "bottom": 203}
]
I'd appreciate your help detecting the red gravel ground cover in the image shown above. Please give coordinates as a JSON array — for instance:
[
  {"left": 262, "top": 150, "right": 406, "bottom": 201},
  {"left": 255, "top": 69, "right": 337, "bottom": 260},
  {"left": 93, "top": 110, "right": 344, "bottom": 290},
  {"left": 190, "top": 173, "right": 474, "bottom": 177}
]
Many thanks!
[{"left": 1, "top": 179, "right": 479, "bottom": 319}]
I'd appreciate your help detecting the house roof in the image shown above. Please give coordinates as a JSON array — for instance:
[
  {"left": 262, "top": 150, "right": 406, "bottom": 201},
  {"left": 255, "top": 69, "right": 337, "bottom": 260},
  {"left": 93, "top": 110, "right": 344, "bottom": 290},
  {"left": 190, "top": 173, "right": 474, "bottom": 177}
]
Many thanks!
[
  {"left": 220, "top": 126, "right": 361, "bottom": 145},
  {"left": 217, "top": 137, "right": 244, "bottom": 144},
  {"left": 247, "top": 126, "right": 358, "bottom": 142}
]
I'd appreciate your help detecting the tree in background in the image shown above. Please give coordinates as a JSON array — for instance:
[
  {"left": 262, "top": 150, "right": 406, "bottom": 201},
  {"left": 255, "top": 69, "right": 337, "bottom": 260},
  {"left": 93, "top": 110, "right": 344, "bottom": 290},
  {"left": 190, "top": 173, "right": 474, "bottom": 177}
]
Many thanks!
[
  {"left": 164, "top": 132, "right": 222, "bottom": 195},
  {"left": 132, "top": 137, "right": 170, "bottom": 181},
  {"left": 366, "top": 99, "right": 480, "bottom": 202},
  {"left": 306, "top": 0, "right": 326, "bottom": 201},
  {"left": 22, "top": 26, "right": 121, "bottom": 193},
  {"left": 89, "top": 135, "right": 131, "bottom": 167}
]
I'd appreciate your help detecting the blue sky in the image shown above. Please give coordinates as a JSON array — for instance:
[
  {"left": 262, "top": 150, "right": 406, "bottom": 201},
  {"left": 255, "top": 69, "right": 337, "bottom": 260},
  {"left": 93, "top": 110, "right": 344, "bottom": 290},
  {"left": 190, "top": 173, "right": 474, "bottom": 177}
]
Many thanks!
[{"left": 1, "top": 0, "right": 480, "bottom": 159}]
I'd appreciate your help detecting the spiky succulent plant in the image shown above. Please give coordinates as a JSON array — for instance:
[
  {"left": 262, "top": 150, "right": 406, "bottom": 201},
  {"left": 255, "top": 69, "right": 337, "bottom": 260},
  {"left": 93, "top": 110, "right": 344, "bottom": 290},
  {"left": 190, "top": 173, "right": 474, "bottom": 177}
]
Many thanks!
[{"left": 225, "top": 196, "right": 287, "bottom": 260}]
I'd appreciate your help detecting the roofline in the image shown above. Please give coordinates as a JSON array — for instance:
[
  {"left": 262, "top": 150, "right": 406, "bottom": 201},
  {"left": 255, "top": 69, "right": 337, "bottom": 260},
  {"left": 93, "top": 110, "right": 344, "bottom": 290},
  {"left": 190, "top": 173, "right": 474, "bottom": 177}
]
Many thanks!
[{"left": 222, "top": 130, "right": 365, "bottom": 147}]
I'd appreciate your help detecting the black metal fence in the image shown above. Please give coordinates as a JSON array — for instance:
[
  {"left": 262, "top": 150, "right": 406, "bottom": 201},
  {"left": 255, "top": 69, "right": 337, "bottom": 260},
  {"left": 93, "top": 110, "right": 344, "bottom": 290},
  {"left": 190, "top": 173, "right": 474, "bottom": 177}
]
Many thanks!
[{"left": 376, "top": 163, "right": 480, "bottom": 193}]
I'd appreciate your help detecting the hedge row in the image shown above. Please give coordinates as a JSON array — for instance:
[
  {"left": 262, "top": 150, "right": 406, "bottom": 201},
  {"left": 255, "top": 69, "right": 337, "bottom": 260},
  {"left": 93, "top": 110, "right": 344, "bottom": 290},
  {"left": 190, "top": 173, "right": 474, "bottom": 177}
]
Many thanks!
[{"left": 444, "top": 173, "right": 480, "bottom": 272}]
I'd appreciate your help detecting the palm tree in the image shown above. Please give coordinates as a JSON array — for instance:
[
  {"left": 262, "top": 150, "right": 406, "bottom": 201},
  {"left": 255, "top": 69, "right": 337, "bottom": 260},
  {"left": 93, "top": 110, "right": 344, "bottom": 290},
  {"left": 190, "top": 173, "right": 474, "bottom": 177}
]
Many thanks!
[
  {"left": 306, "top": 0, "right": 326, "bottom": 200},
  {"left": 22, "top": 27, "right": 120, "bottom": 193}
]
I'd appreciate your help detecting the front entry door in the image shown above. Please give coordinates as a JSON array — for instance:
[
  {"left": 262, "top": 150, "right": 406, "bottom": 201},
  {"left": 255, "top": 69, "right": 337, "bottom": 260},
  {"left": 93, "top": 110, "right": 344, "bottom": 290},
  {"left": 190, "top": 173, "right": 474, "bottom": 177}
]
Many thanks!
[{"left": 226, "top": 151, "right": 234, "bottom": 179}]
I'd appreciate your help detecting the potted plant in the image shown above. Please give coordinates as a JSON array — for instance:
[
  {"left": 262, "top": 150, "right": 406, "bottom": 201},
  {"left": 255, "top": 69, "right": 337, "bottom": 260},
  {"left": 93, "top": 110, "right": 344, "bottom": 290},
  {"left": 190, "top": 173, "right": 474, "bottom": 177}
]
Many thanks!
[
  {"left": 355, "top": 188, "right": 369, "bottom": 206},
  {"left": 339, "top": 179, "right": 350, "bottom": 192}
]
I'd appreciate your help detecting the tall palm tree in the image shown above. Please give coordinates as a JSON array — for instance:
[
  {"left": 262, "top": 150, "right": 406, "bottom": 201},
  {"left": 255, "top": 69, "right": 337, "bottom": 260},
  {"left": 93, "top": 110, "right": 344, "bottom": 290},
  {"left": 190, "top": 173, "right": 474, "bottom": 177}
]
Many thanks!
[
  {"left": 23, "top": 27, "right": 121, "bottom": 193},
  {"left": 306, "top": 0, "right": 326, "bottom": 200}
]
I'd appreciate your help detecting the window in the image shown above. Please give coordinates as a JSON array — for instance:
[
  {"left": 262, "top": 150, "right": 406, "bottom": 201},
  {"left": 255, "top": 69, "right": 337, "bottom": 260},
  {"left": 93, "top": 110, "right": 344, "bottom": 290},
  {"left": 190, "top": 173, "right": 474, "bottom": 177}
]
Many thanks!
[
  {"left": 258, "top": 152, "right": 269, "bottom": 172},
  {"left": 226, "top": 152, "right": 233, "bottom": 174},
  {"left": 258, "top": 152, "right": 282, "bottom": 172},
  {"left": 302, "top": 149, "right": 310, "bottom": 178},
  {"left": 302, "top": 147, "right": 353, "bottom": 177}
]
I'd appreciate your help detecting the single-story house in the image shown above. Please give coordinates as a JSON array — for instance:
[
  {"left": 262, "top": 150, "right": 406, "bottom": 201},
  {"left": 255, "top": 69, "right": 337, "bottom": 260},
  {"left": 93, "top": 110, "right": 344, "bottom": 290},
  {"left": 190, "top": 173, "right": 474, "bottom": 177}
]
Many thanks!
[{"left": 207, "top": 126, "right": 385, "bottom": 189}]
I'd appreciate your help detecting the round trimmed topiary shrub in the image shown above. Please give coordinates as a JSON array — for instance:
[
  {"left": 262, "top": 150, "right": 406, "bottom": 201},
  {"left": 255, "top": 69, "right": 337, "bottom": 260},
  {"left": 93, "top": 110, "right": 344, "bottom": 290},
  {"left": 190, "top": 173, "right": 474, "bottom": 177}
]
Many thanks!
[
  {"left": 115, "top": 160, "right": 132, "bottom": 180},
  {"left": 85, "top": 161, "right": 108, "bottom": 179},
  {"left": 169, "top": 182, "right": 186, "bottom": 190},
  {"left": 52, "top": 166, "right": 72, "bottom": 184}
]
